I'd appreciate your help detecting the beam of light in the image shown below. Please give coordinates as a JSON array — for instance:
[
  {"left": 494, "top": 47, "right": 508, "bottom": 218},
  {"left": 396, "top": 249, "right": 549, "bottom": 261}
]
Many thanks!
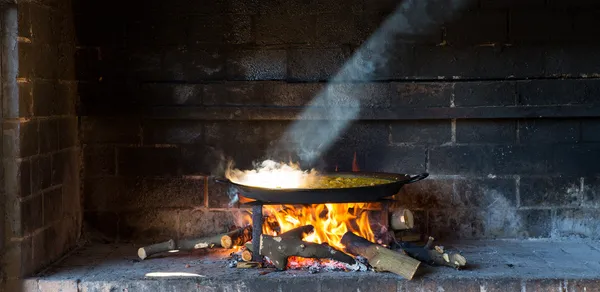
[
  {"left": 145, "top": 272, "right": 205, "bottom": 277},
  {"left": 271, "top": 0, "right": 473, "bottom": 166}
]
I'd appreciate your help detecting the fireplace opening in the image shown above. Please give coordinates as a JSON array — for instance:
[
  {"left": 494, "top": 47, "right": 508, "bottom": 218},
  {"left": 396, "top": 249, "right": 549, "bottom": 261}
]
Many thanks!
[{"left": 2, "top": 0, "right": 600, "bottom": 290}]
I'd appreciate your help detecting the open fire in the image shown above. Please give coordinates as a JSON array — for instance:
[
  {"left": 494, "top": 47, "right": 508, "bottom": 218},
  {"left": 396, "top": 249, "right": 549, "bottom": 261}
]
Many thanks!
[
  {"left": 138, "top": 157, "right": 466, "bottom": 280},
  {"left": 226, "top": 159, "right": 377, "bottom": 268}
]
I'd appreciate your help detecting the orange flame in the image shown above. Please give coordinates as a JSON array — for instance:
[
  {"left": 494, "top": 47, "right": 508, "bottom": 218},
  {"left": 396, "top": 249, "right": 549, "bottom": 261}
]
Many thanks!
[
  {"left": 227, "top": 158, "right": 376, "bottom": 265},
  {"left": 262, "top": 203, "right": 374, "bottom": 251}
]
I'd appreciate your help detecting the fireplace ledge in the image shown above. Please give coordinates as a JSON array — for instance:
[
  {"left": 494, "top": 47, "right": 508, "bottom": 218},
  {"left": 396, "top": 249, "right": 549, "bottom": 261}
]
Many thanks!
[{"left": 24, "top": 239, "right": 600, "bottom": 292}]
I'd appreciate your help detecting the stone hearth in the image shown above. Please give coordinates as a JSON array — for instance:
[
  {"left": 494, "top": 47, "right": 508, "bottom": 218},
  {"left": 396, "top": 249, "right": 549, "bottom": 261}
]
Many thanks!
[{"left": 24, "top": 239, "right": 600, "bottom": 291}]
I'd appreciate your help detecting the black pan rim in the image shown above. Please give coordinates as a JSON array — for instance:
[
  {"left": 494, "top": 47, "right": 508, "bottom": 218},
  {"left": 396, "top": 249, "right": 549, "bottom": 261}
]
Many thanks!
[{"left": 226, "top": 171, "right": 413, "bottom": 192}]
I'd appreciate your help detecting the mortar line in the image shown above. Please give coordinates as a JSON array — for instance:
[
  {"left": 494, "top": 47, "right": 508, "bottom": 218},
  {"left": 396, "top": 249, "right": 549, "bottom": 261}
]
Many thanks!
[
  {"left": 450, "top": 119, "right": 457, "bottom": 144},
  {"left": 515, "top": 175, "right": 521, "bottom": 208}
]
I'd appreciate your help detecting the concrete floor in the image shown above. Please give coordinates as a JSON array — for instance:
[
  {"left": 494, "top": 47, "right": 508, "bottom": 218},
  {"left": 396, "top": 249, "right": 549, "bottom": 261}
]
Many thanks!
[{"left": 23, "top": 239, "right": 600, "bottom": 291}]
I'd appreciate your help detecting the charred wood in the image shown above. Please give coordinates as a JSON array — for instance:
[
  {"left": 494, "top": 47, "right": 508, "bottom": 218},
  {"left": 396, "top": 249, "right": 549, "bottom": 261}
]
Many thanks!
[
  {"left": 258, "top": 225, "right": 356, "bottom": 270},
  {"left": 397, "top": 236, "right": 467, "bottom": 269},
  {"left": 341, "top": 231, "right": 420, "bottom": 280}
]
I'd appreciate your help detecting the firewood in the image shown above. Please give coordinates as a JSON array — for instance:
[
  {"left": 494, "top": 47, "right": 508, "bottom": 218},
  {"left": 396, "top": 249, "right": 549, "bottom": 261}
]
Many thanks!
[
  {"left": 397, "top": 236, "right": 467, "bottom": 269},
  {"left": 390, "top": 208, "right": 414, "bottom": 230},
  {"left": 221, "top": 226, "right": 252, "bottom": 249},
  {"left": 340, "top": 231, "right": 421, "bottom": 280},
  {"left": 236, "top": 261, "right": 262, "bottom": 268},
  {"left": 137, "top": 234, "right": 224, "bottom": 260},
  {"left": 259, "top": 225, "right": 356, "bottom": 270},
  {"left": 241, "top": 249, "right": 253, "bottom": 262}
]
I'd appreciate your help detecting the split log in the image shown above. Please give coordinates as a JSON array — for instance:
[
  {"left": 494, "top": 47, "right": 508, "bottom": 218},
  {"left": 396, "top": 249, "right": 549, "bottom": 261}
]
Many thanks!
[
  {"left": 236, "top": 261, "right": 262, "bottom": 268},
  {"left": 341, "top": 231, "right": 420, "bottom": 280},
  {"left": 259, "top": 225, "right": 356, "bottom": 270},
  {"left": 390, "top": 208, "right": 414, "bottom": 230},
  {"left": 241, "top": 249, "right": 253, "bottom": 262},
  {"left": 138, "top": 234, "right": 223, "bottom": 260},
  {"left": 398, "top": 236, "right": 467, "bottom": 269},
  {"left": 221, "top": 226, "right": 252, "bottom": 249}
]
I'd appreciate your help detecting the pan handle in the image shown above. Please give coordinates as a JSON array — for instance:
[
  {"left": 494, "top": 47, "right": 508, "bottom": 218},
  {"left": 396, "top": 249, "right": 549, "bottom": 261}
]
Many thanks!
[
  {"left": 404, "top": 173, "right": 429, "bottom": 184},
  {"left": 213, "top": 177, "right": 231, "bottom": 184}
]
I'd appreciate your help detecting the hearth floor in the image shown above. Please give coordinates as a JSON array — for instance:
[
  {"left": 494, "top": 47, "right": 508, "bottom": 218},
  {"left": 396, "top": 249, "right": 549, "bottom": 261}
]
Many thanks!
[{"left": 24, "top": 239, "right": 600, "bottom": 292}]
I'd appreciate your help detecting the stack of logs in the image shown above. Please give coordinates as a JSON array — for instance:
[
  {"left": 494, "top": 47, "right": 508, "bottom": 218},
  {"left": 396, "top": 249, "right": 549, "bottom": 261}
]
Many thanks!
[{"left": 137, "top": 208, "right": 466, "bottom": 280}]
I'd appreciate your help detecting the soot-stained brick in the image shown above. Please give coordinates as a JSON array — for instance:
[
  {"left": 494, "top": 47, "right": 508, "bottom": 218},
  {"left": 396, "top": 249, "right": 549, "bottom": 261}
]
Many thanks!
[
  {"left": 429, "top": 145, "right": 552, "bottom": 175},
  {"left": 316, "top": 13, "right": 360, "bottom": 45},
  {"left": 43, "top": 188, "right": 62, "bottom": 225},
  {"left": 517, "top": 80, "right": 588, "bottom": 106},
  {"left": 256, "top": 14, "right": 315, "bottom": 45},
  {"left": 163, "top": 47, "right": 225, "bottom": 81},
  {"left": 83, "top": 145, "right": 115, "bottom": 178},
  {"left": 287, "top": 48, "right": 348, "bottom": 81},
  {"left": 31, "top": 155, "right": 52, "bottom": 194},
  {"left": 117, "top": 147, "right": 181, "bottom": 177},
  {"left": 395, "top": 178, "right": 454, "bottom": 209},
  {"left": 21, "top": 195, "right": 43, "bottom": 235},
  {"left": 178, "top": 210, "right": 233, "bottom": 239},
  {"left": 364, "top": 146, "right": 426, "bottom": 174},
  {"left": 32, "top": 80, "right": 57, "bottom": 117},
  {"left": 5, "top": 159, "right": 31, "bottom": 198},
  {"left": 454, "top": 81, "right": 516, "bottom": 107},
  {"left": 456, "top": 119, "right": 516, "bottom": 144},
  {"left": 136, "top": 83, "right": 203, "bottom": 106},
  {"left": 391, "top": 120, "right": 451, "bottom": 144},
  {"left": 553, "top": 209, "right": 600, "bottom": 239},
  {"left": 518, "top": 209, "right": 552, "bottom": 238},
  {"left": 552, "top": 144, "right": 600, "bottom": 175},
  {"left": 263, "top": 82, "right": 324, "bottom": 107},
  {"left": 118, "top": 209, "right": 178, "bottom": 243},
  {"left": 3, "top": 120, "right": 38, "bottom": 158},
  {"left": 143, "top": 120, "right": 204, "bottom": 145},
  {"left": 582, "top": 119, "right": 600, "bottom": 142},
  {"left": 510, "top": 11, "right": 573, "bottom": 44},
  {"left": 444, "top": 11, "right": 507, "bottom": 45},
  {"left": 226, "top": 49, "right": 286, "bottom": 80},
  {"left": 203, "top": 82, "right": 264, "bottom": 106},
  {"left": 545, "top": 47, "right": 600, "bottom": 76},
  {"left": 326, "top": 83, "right": 392, "bottom": 108},
  {"left": 428, "top": 209, "right": 486, "bottom": 239},
  {"left": 480, "top": 0, "right": 545, "bottom": 8},
  {"left": 58, "top": 117, "right": 77, "bottom": 150},
  {"left": 584, "top": 176, "right": 600, "bottom": 207},
  {"left": 80, "top": 117, "right": 141, "bottom": 144},
  {"left": 454, "top": 178, "right": 517, "bottom": 208},
  {"left": 38, "top": 119, "right": 59, "bottom": 154},
  {"left": 520, "top": 177, "right": 581, "bottom": 207},
  {"left": 519, "top": 119, "right": 579, "bottom": 144},
  {"left": 84, "top": 211, "right": 119, "bottom": 240},
  {"left": 394, "top": 82, "right": 452, "bottom": 108}
]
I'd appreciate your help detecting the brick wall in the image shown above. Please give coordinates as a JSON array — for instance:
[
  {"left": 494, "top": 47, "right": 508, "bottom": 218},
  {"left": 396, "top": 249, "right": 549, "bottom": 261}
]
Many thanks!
[
  {"left": 1, "top": 0, "right": 80, "bottom": 285},
  {"left": 76, "top": 0, "right": 600, "bottom": 243}
]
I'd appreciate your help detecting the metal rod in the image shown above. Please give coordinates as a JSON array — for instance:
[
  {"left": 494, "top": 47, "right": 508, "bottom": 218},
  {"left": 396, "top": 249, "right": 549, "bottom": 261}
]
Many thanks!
[{"left": 251, "top": 204, "right": 264, "bottom": 262}]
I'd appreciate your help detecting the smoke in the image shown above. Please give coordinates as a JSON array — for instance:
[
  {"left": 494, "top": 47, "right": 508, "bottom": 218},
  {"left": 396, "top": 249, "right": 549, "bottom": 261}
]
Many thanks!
[{"left": 272, "top": 0, "right": 473, "bottom": 166}]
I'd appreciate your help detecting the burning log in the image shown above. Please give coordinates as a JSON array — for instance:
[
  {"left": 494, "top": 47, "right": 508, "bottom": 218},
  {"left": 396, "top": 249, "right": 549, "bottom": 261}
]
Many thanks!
[
  {"left": 397, "top": 236, "right": 467, "bottom": 269},
  {"left": 138, "top": 234, "right": 223, "bottom": 260},
  {"left": 221, "top": 226, "right": 252, "bottom": 249},
  {"left": 259, "top": 225, "right": 356, "bottom": 270},
  {"left": 340, "top": 231, "right": 421, "bottom": 280},
  {"left": 390, "top": 208, "right": 414, "bottom": 230}
]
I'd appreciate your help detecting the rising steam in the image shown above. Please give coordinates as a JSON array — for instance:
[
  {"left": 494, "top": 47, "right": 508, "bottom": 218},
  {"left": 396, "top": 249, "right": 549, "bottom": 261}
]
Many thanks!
[
  {"left": 272, "top": 0, "right": 472, "bottom": 167},
  {"left": 225, "top": 160, "right": 319, "bottom": 189}
]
